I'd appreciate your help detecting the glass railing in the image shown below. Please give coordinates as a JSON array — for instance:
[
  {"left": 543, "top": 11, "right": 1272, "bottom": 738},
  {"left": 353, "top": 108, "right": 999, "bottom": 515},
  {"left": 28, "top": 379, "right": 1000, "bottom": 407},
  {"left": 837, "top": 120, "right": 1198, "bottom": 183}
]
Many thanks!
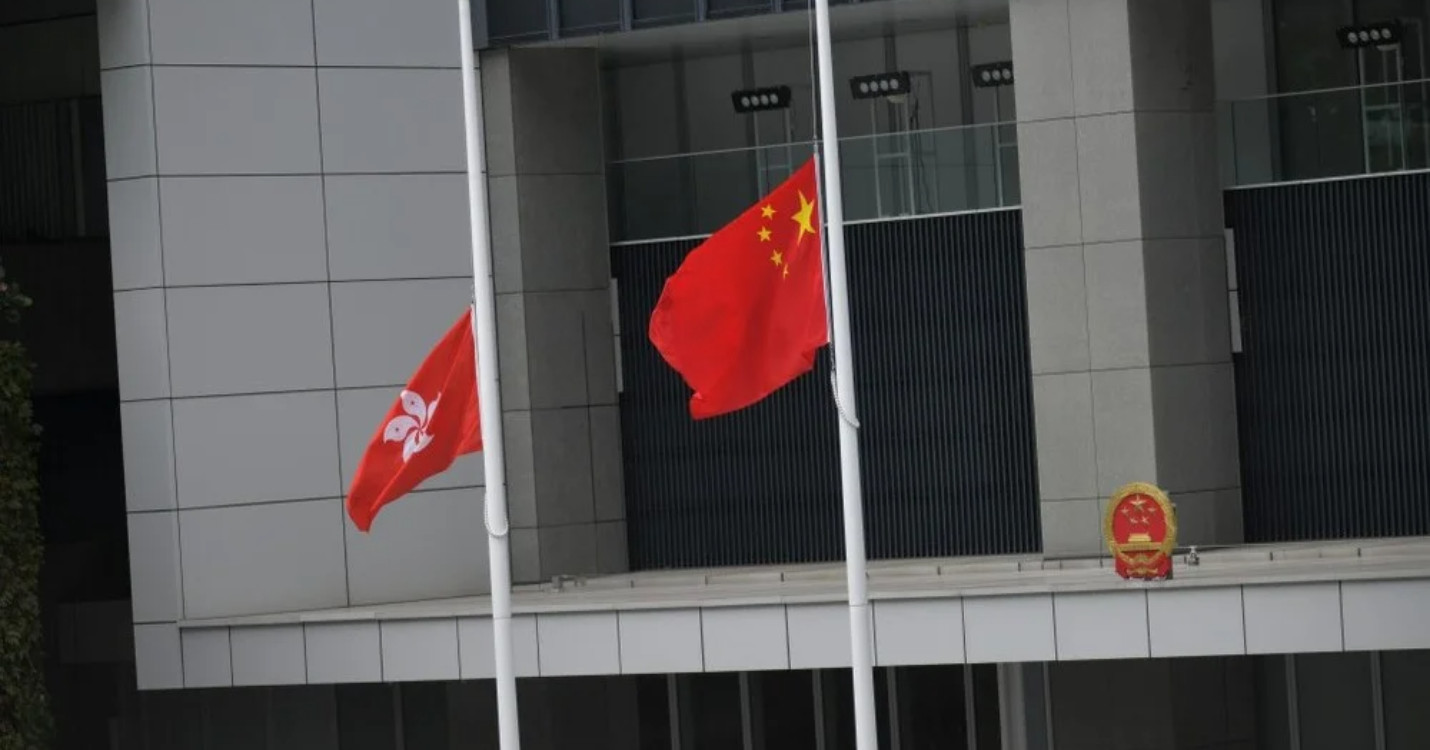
[
  {"left": 1219, "top": 78, "right": 1430, "bottom": 187},
  {"left": 607, "top": 122, "right": 1019, "bottom": 243}
]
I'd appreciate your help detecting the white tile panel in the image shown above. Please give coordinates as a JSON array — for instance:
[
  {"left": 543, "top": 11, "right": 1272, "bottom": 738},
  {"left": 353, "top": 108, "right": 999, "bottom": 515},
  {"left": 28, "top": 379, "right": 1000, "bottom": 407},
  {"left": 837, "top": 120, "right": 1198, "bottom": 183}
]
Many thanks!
[
  {"left": 166, "top": 284, "right": 334, "bottom": 397},
  {"left": 181, "top": 628, "right": 232, "bottom": 688},
  {"left": 152, "top": 67, "right": 321, "bottom": 175},
  {"left": 964, "top": 594, "right": 1056, "bottom": 664},
  {"left": 1053, "top": 590, "right": 1150, "bottom": 661},
  {"left": 313, "top": 0, "right": 457, "bottom": 67},
  {"left": 97, "top": 0, "right": 151, "bottom": 69},
  {"left": 230, "top": 625, "right": 306, "bottom": 686},
  {"left": 100, "top": 68, "right": 156, "bottom": 179},
  {"left": 134, "top": 623, "right": 183, "bottom": 690},
  {"left": 1342, "top": 580, "right": 1430, "bottom": 651},
  {"left": 178, "top": 499, "right": 348, "bottom": 619},
  {"left": 335, "top": 387, "right": 484, "bottom": 493},
  {"left": 119, "top": 400, "right": 177, "bottom": 511},
  {"left": 1243, "top": 583, "right": 1342, "bottom": 655},
  {"left": 344, "top": 488, "right": 489, "bottom": 606},
  {"left": 148, "top": 0, "right": 314, "bottom": 66},
  {"left": 305, "top": 622, "right": 381, "bottom": 683},
  {"left": 1032, "top": 372, "right": 1097, "bottom": 501},
  {"left": 317, "top": 68, "right": 464, "bottom": 174},
  {"left": 873, "top": 598, "right": 964, "bottom": 666},
  {"left": 617, "top": 609, "right": 702, "bottom": 674},
  {"left": 127, "top": 511, "right": 182, "bottom": 622},
  {"left": 702, "top": 606, "right": 789, "bottom": 672},
  {"left": 536, "top": 612, "right": 620, "bottom": 677},
  {"left": 324, "top": 174, "right": 472, "bottom": 281},
  {"left": 113, "top": 288, "right": 170, "bottom": 401},
  {"left": 1147, "top": 587, "right": 1245, "bottom": 658},
  {"left": 106, "top": 177, "right": 162, "bottom": 291},
  {"left": 380, "top": 620, "right": 459, "bottom": 682},
  {"left": 159, "top": 176, "right": 328, "bottom": 286},
  {"left": 788, "top": 603, "right": 852, "bottom": 669},
  {"left": 458, "top": 615, "right": 539, "bottom": 679},
  {"left": 329, "top": 278, "right": 472, "bottom": 388},
  {"left": 173, "top": 392, "right": 340, "bottom": 508}
]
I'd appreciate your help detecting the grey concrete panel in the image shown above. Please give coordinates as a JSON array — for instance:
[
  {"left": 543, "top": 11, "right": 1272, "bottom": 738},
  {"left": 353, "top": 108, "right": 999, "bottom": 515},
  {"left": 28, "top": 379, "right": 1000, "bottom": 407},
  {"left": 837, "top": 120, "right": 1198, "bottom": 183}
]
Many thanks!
[
  {"left": 166, "top": 284, "right": 334, "bottom": 396},
  {"left": 489, "top": 176, "right": 523, "bottom": 293},
  {"left": 1084, "top": 240, "right": 1150, "bottom": 370},
  {"left": 324, "top": 174, "right": 472, "bottom": 281},
  {"left": 304, "top": 622, "right": 381, "bottom": 683},
  {"left": 537, "top": 612, "right": 619, "bottom": 677},
  {"left": 1067, "top": 0, "right": 1134, "bottom": 117},
  {"left": 502, "top": 410, "right": 537, "bottom": 528},
  {"left": 113, "top": 288, "right": 170, "bottom": 401},
  {"left": 1053, "top": 590, "right": 1150, "bottom": 660},
  {"left": 148, "top": 0, "right": 314, "bottom": 66},
  {"left": 1091, "top": 367, "right": 1158, "bottom": 496},
  {"left": 231, "top": 625, "right": 307, "bottom": 686},
  {"left": 380, "top": 620, "right": 459, "bottom": 682},
  {"left": 100, "top": 68, "right": 156, "bottom": 179},
  {"left": 1134, "top": 112, "right": 1224, "bottom": 241},
  {"left": 477, "top": 51, "right": 516, "bottom": 178},
  {"left": 531, "top": 407, "right": 594, "bottom": 527},
  {"left": 1008, "top": 0, "right": 1073, "bottom": 121},
  {"left": 1039, "top": 497, "right": 1102, "bottom": 557},
  {"left": 1147, "top": 587, "right": 1245, "bottom": 657},
  {"left": 178, "top": 499, "right": 348, "bottom": 618},
  {"left": 329, "top": 277, "right": 472, "bottom": 388},
  {"left": 964, "top": 594, "right": 1056, "bottom": 663},
  {"left": 617, "top": 609, "right": 702, "bottom": 674},
  {"left": 515, "top": 175, "right": 611, "bottom": 293},
  {"left": 317, "top": 68, "right": 463, "bottom": 174},
  {"left": 523, "top": 293, "right": 595, "bottom": 410},
  {"left": 507, "top": 48, "right": 603, "bottom": 176},
  {"left": 134, "top": 623, "right": 183, "bottom": 690},
  {"left": 702, "top": 606, "right": 789, "bottom": 672},
  {"left": 173, "top": 392, "right": 340, "bottom": 508},
  {"left": 1168, "top": 488, "right": 1243, "bottom": 546},
  {"left": 509, "top": 527, "right": 540, "bottom": 583},
  {"left": 1016, "top": 121, "right": 1083, "bottom": 251},
  {"left": 458, "top": 615, "right": 539, "bottom": 679},
  {"left": 313, "top": 0, "right": 457, "bottom": 68},
  {"left": 872, "top": 598, "right": 964, "bottom": 666},
  {"left": 1031, "top": 372, "right": 1097, "bottom": 501},
  {"left": 595, "top": 520, "right": 628, "bottom": 575},
  {"left": 106, "top": 178, "right": 162, "bottom": 291},
  {"left": 1150, "top": 363, "right": 1240, "bottom": 493},
  {"left": 120, "top": 399, "right": 177, "bottom": 511},
  {"left": 97, "top": 0, "right": 150, "bottom": 69},
  {"left": 152, "top": 67, "right": 320, "bottom": 175},
  {"left": 1342, "top": 580, "right": 1430, "bottom": 651},
  {"left": 127, "top": 511, "right": 182, "bottom": 622},
  {"left": 1075, "top": 113, "right": 1143, "bottom": 244},
  {"left": 1128, "top": 0, "right": 1215, "bottom": 113},
  {"left": 344, "top": 488, "right": 490, "bottom": 605},
  {"left": 159, "top": 176, "right": 327, "bottom": 286},
  {"left": 590, "top": 405, "right": 624, "bottom": 522},
  {"left": 1025, "top": 245, "right": 1090, "bottom": 375},
  {"left": 579, "top": 292, "right": 618, "bottom": 407},
  {"left": 537, "top": 523, "right": 598, "bottom": 579},
  {"left": 1243, "top": 583, "right": 1342, "bottom": 655},
  {"left": 494, "top": 293, "right": 530, "bottom": 410},
  {"left": 788, "top": 603, "right": 852, "bottom": 669},
  {"left": 181, "top": 628, "right": 232, "bottom": 688},
  {"left": 335, "top": 386, "right": 484, "bottom": 492},
  {"left": 1145, "top": 238, "right": 1231, "bottom": 367}
]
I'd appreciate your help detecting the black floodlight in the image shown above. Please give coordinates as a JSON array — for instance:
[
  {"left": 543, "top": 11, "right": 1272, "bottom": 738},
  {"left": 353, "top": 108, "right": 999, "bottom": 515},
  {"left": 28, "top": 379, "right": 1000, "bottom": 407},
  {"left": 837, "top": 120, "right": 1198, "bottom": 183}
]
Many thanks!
[
  {"left": 849, "top": 72, "right": 912, "bottom": 100},
  {"left": 971, "top": 61, "right": 1014, "bottom": 88},
  {"left": 1337, "top": 21, "right": 1402, "bottom": 49},
  {"left": 732, "top": 86, "right": 792, "bottom": 114}
]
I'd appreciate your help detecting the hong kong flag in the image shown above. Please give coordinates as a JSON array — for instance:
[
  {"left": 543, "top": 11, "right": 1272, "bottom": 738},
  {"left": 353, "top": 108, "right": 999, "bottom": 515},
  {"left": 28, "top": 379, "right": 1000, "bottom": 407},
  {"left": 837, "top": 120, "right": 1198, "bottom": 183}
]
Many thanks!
[{"left": 345, "top": 309, "right": 483, "bottom": 532}]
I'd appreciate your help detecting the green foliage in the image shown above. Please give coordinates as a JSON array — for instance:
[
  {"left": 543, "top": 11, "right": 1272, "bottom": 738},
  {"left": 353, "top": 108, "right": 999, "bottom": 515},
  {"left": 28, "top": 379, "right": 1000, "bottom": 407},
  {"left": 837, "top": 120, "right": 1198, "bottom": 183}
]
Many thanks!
[{"left": 0, "top": 265, "right": 50, "bottom": 750}]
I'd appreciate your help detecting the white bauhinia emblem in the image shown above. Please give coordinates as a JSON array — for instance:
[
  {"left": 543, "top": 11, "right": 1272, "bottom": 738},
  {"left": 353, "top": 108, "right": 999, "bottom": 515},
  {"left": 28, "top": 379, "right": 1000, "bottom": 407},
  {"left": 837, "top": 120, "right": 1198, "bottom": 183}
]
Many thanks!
[{"left": 384, "top": 390, "right": 441, "bottom": 462}]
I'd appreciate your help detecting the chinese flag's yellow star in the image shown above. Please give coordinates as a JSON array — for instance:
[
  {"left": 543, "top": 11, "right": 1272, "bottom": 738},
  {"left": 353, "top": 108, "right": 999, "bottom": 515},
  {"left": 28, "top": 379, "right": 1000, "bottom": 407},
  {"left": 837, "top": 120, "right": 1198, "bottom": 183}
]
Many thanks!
[
  {"left": 791, "top": 190, "right": 816, "bottom": 245},
  {"left": 770, "top": 249, "right": 783, "bottom": 266},
  {"left": 757, "top": 226, "right": 772, "bottom": 242},
  {"left": 761, "top": 205, "right": 776, "bottom": 219}
]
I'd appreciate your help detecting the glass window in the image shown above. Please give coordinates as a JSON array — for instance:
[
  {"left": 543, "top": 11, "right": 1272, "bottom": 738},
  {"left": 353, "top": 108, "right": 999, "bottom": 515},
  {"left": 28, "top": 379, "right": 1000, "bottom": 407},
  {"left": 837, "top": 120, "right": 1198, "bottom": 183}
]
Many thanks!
[
  {"left": 400, "top": 683, "right": 449, "bottom": 750},
  {"left": 1381, "top": 650, "right": 1430, "bottom": 750},
  {"left": 633, "top": 0, "right": 696, "bottom": 28},
  {"left": 679, "top": 672, "right": 744, "bottom": 750},
  {"left": 270, "top": 686, "right": 339, "bottom": 750},
  {"left": 487, "top": 0, "right": 549, "bottom": 43},
  {"left": 1296, "top": 653, "right": 1376, "bottom": 750},
  {"left": 755, "top": 670, "right": 817, "bottom": 750},
  {"left": 559, "top": 0, "right": 621, "bottom": 35},
  {"left": 336, "top": 683, "right": 397, "bottom": 750}
]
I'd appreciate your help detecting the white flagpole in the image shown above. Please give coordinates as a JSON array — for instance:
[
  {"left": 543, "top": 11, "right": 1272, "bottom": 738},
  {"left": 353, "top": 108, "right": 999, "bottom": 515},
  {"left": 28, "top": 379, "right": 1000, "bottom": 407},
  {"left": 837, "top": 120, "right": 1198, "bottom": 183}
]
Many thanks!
[
  {"left": 811, "top": 0, "right": 877, "bottom": 748},
  {"left": 457, "top": 1, "right": 521, "bottom": 747}
]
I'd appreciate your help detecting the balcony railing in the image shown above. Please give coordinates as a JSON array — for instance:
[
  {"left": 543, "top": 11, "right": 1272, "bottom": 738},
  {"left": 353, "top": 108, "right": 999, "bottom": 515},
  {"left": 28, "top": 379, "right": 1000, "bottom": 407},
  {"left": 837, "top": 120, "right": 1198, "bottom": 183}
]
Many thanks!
[
  {"left": 1220, "top": 78, "right": 1430, "bottom": 187},
  {"left": 608, "top": 121, "right": 1019, "bottom": 243}
]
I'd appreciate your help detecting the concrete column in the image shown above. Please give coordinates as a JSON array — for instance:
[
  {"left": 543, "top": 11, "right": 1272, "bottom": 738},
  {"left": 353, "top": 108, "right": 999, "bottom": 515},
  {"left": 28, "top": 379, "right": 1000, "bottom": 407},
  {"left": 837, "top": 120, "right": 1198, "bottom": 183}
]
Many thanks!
[
  {"left": 1010, "top": 0, "right": 1242, "bottom": 556},
  {"left": 480, "top": 48, "right": 626, "bottom": 583}
]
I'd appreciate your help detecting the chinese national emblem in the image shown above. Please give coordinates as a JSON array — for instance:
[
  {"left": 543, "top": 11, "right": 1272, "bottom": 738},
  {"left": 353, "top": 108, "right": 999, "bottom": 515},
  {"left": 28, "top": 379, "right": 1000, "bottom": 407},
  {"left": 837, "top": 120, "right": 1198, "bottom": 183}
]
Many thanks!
[{"left": 1104, "top": 482, "right": 1177, "bottom": 580}]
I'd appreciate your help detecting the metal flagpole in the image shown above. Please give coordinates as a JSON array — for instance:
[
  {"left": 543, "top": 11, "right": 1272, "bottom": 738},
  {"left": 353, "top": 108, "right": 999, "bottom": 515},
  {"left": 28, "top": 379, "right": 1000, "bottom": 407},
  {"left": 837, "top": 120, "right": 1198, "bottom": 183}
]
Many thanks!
[
  {"left": 457, "top": 1, "right": 521, "bottom": 747},
  {"left": 811, "top": 0, "right": 878, "bottom": 748}
]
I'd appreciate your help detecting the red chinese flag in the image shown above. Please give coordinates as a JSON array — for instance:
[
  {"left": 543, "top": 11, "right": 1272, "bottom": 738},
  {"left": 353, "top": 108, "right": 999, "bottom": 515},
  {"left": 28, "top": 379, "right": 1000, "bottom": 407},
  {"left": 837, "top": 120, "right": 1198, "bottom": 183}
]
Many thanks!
[
  {"left": 649, "top": 157, "right": 828, "bottom": 419},
  {"left": 346, "top": 310, "right": 483, "bottom": 531}
]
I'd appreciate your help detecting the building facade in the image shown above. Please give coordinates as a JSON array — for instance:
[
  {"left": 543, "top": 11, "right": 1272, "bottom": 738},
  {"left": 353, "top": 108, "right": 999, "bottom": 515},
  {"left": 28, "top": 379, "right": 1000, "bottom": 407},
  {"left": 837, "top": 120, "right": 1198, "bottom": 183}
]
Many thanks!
[{"left": 3, "top": 0, "right": 1430, "bottom": 747}]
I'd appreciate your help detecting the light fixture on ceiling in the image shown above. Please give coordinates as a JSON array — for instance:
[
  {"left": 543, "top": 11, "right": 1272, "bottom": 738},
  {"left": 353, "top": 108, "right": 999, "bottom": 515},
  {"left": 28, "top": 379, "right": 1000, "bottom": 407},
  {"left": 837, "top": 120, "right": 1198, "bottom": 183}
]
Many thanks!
[
  {"left": 731, "top": 86, "right": 792, "bottom": 114},
  {"left": 971, "top": 62, "right": 1014, "bottom": 88}
]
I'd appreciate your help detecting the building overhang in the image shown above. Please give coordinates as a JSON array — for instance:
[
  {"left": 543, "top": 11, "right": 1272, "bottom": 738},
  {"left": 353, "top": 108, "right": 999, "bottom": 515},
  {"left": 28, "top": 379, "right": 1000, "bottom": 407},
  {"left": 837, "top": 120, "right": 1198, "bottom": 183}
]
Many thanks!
[{"left": 140, "top": 538, "right": 1430, "bottom": 689}]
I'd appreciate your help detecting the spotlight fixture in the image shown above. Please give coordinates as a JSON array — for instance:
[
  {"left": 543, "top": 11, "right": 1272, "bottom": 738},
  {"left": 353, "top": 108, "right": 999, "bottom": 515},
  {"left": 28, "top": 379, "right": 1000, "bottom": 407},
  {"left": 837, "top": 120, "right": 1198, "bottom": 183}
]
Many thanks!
[
  {"left": 849, "top": 72, "right": 912, "bottom": 100},
  {"left": 1337, "top": 21, "right": 1401, "bottom": 49},
  {"left": 971, "top": 61, "right": 1014, "bottom": 88},
  {"left": 731, "top": 86, "right": 792, "bottom": 114}
]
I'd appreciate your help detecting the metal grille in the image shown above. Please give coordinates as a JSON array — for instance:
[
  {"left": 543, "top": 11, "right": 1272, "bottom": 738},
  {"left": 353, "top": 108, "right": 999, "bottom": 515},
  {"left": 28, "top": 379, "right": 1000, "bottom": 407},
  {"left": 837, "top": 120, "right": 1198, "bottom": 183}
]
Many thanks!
[
  {"left": 0, "top": 97, "right": 104, "bottom": 242},
  {"left": 613, "top": 211, "right": 1041, "bottom": 569},
  {"left": 1227, "top": 173, "right": 1430, "bottom": 542}
]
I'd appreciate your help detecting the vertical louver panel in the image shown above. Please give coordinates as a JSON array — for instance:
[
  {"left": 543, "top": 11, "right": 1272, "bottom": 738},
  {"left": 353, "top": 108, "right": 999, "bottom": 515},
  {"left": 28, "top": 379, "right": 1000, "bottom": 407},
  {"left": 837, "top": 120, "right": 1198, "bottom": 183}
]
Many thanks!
[
  {"left": 0, "top": 98, "right": 102, "bottom": 242},
  {"left": 613, "top": 211, "right": 1040, "bottom": 569},
  {"left": 1227, "top": 173, "right": 1430, "bottom": 542}
]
